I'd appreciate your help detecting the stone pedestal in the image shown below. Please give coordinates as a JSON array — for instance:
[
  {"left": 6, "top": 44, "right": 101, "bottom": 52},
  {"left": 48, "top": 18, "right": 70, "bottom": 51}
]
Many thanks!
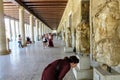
[
  {"left": 73, "top": 55, "right": 93, "bottom": 80},
  {"left": 64, "top": 47, "right": 73, "bottom": 53},
  {"left": 94, "top": 67, "right": 120, "bottom": 80}
]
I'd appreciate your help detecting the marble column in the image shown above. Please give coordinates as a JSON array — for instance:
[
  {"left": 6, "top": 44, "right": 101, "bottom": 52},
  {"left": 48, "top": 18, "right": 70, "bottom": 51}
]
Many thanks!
[
  {"left": 42, "top": 24, "right": 45, "bottom": 34},
  {"left": 41, "top": 23, "right": 44, "bottom": 35},
  {"left": 64, "top": 26, "right": 74, "bottom": 53},
  {"left": 0, "top": 0, "right": 9, "bottom": 55},
  {"left": 44, "top": 26, "right": 46, "bottom": 34},
  {"left": 29, "top": 15, "right": 34, "bottom": 43},
  {"left": 17, "top": 20, "right": 20, "bottom": 35},
  {"left": 27, "top": 24, "right": 29, "bottom": 37},
  {"left": 8, "top": 18, "right": 12, "bottom": 41},
  {"left": 14, "top": 20, "right": 17, "bottom": 40},
  {"left": 90, "top": 0, "right": 93, "bottom": 61},
  {"left": 27, "top": 24, "right": 30, "bottom": 37},
  {"left": 61, "top": 27, "right": 65, "bottom": 41},
  {"left": 19, "top": 6, "right": 26, "bottom": 46},
  {"left": 39, "top": 22, "right": 42, "bottom": 39},
  {"left": 36, "top": 19, "right": 39, "bottom": 41}
]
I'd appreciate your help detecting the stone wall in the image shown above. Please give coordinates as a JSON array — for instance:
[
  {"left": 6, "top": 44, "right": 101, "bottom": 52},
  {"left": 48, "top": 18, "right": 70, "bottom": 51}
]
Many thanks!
[
  {"left": 90, "top": 0, "right": 120, "bottom": 66},
  {"left": 58, "top": 0, "right": 81, "bottom": 48},
  {"left": 58, "top": 0, "right": 90, "bottom": 54}
]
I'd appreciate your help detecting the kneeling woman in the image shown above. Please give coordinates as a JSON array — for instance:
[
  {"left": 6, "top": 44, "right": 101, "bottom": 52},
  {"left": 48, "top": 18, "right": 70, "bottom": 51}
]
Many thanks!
[{"left": 41, "top": 55, "right": 79, "bottom": 80}]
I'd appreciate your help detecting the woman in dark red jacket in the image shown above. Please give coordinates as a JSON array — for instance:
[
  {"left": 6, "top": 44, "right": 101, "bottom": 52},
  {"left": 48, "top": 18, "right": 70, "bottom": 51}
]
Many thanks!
[{"left": 41, "top": 55, "right": 79, "bottom": 80}]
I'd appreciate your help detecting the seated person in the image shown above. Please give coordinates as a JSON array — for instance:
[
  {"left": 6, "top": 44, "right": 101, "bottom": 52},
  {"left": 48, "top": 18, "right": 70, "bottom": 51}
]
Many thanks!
[{"left": 26, "top": 37, "right": 32, "bottom": 44}]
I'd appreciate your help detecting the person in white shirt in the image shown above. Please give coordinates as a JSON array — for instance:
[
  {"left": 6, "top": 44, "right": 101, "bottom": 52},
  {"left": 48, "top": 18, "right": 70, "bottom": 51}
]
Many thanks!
[{"left": 18, "top": 35, "right": 23, "bottom": 48}]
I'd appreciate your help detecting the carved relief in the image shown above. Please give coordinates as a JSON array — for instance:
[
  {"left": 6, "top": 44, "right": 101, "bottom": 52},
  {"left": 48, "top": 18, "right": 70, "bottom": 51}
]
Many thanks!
[
  {"left": 62, "top": 27, "right": 65, "bottom": 41},
  {"left": 76, "top": 20, "right": 90, "bottom": 55},
  {"left": 93, "top": 0, "right": 120, "bottom": 66},
  {"left": 65, "top": 27, "right": 72, "bottom": 47}
]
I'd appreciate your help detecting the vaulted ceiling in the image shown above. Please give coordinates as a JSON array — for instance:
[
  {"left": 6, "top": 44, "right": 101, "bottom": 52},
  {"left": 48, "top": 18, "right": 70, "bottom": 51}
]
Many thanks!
[{"left": 3, "top": 0, "right": 68, "bottom": 30}]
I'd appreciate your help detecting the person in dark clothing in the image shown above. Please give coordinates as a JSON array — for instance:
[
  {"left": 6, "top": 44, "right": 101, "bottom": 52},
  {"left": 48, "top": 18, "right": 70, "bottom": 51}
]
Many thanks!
[
  {"left": 26, "top": 37, "right": 32, "bottom": 44},
  {"left": 41, "top": 55, "right": 79, "bottom": 80},
  {"left": 48, "top": 33, "right": 54, "bottom": 47}
]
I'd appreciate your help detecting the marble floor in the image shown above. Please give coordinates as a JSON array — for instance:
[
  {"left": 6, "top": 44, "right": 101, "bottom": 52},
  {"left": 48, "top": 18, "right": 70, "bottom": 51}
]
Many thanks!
[{"left": 0, "top": 38, "right": 76, "bottom": 80}]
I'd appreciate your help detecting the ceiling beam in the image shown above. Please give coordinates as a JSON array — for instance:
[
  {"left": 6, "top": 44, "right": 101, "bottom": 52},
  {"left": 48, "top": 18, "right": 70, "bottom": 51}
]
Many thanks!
[
  {"left": 22, "top": 1, "right": 67, "bottom": 3},
  {"left": 33, "top": 9, "right": 64, "bottom": 12},
  {"left": 15, "top": 0, "right": 52, "bottom": 29},
  {"left": 28, "top": 6, "right": 65, "bottom": 8},
  {"left": 26, "top": 4, "right": 66, "bottom": 6},
  {"left": 3, "top": 4, "right": 17, "bottom": 6},
  {"left": 4, "top": 6, "right": 18, "bottom": 8},
  {"left": 4, "top": 8, "right": 19, "bottom": 10}
]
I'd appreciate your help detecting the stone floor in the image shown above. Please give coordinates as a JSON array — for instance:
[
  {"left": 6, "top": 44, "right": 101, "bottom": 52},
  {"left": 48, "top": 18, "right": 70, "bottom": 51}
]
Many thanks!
[{"left": 0, "top": 38, "right": 76, "bottom": 80}]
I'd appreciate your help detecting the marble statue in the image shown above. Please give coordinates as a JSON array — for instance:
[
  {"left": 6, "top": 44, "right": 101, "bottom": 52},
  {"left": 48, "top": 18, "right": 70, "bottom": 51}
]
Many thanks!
[
  {"left": 76, "top": 20, "right": 90, "bottom": 55},
  {"left": 65, "top": 27, "right": 72, "bottom": 47},
  {"left": 62, "top": 27, "right": 65, "bottom": 41},
  {"left": 93, "top": 0, "right": 120, "bottom": 66}
]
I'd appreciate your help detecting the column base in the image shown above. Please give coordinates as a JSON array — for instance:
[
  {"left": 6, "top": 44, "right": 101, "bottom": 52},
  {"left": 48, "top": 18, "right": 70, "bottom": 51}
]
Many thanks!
[
  {"left": 76, "top": 55, "right": 91, "bottom": 69},
  {"left": 23, "top": 44, "right": 27, "bottom": 47},
  {"left": 0, "top": 50, "right": 11, "bottom": 55},
  {"left": 72, "top": 54, "right": 93, "bottom": 80},
  {"left": 8, "top": 49, "right": 11, "bottom": 53}
]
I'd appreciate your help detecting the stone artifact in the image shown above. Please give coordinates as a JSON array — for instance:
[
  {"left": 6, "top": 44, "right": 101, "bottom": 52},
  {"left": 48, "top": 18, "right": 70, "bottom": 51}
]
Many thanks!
[
  {"left": 62, "top": 27, "right": 65, "bottom": 41},
  {"left": 65, "top": 27, "right": 72, "bottom": 47},
  {"left": 93, "top": 0, "right": 120, "bottom": 66},
  {"left": 76, "top": 20, "right": 90, "bottom": 55}
]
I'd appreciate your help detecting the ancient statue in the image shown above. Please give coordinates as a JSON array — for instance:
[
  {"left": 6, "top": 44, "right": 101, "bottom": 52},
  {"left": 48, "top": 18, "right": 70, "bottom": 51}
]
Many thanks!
[
  {"left": 76, "top": 20, "right": 90, "bottom": 55},
  {"left": 93, "top": 0, "right": 120, "bottom": 66},
  {"left": 65, "top": 27, "right": 72, "bottom": 47}
]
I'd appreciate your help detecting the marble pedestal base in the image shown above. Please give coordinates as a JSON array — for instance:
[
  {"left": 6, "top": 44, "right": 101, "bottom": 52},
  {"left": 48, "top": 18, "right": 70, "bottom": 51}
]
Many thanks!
[
  {"left": 76, "top": 55, "right": 91, "bottom": 69},
  {"left": 73, "top": 55, "right": 93, "bottom": 80},
  {"left": 94, "top": 67, "right": 120, "bottom": 80},
  {"left": 73, "top": 68, "right": 93, "bottom": 80},
  {"left": 64, "top": 47, "right": 73, "bottom": 53}
]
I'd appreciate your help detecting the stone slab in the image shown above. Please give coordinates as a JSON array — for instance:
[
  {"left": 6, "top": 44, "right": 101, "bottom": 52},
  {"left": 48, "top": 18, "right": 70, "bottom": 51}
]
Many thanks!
[{"left": 94, "top": 67, "right": 120, "bottom": 80}]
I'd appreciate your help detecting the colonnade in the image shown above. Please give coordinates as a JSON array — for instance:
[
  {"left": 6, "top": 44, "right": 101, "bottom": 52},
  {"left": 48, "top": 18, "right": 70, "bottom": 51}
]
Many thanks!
[
  {"left": 0, "top": 0, "right": 51, "bottom": 55},
  {"left": 58, "top": 0, "right": 120, "bottom": 80}
]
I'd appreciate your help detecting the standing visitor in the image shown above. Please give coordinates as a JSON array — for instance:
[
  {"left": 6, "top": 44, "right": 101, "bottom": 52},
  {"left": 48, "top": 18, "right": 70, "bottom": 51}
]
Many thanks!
[
  {"left": 18, "top": 35, "right": 23, "bottom": 48},
  {"left": 48, "top": 33, "right": 54, "bottom": 47},
  {"left": 42, "top": 34, "right": 48, "bottom": 48}
]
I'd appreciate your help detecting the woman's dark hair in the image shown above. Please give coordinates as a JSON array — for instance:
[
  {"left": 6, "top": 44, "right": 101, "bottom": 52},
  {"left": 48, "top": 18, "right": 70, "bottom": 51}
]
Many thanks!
[
  {"left": 64, "top": 56, "right": 79, "bottom": 63},
  {"left": 18, "top": 35, "right": 21, "bottom": 37}
]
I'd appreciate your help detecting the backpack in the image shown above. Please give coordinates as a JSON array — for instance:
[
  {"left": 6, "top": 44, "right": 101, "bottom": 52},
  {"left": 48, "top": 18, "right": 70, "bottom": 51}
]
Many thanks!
[{"left": 43, "top": 37, "right": 47, "bottom": 42}]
